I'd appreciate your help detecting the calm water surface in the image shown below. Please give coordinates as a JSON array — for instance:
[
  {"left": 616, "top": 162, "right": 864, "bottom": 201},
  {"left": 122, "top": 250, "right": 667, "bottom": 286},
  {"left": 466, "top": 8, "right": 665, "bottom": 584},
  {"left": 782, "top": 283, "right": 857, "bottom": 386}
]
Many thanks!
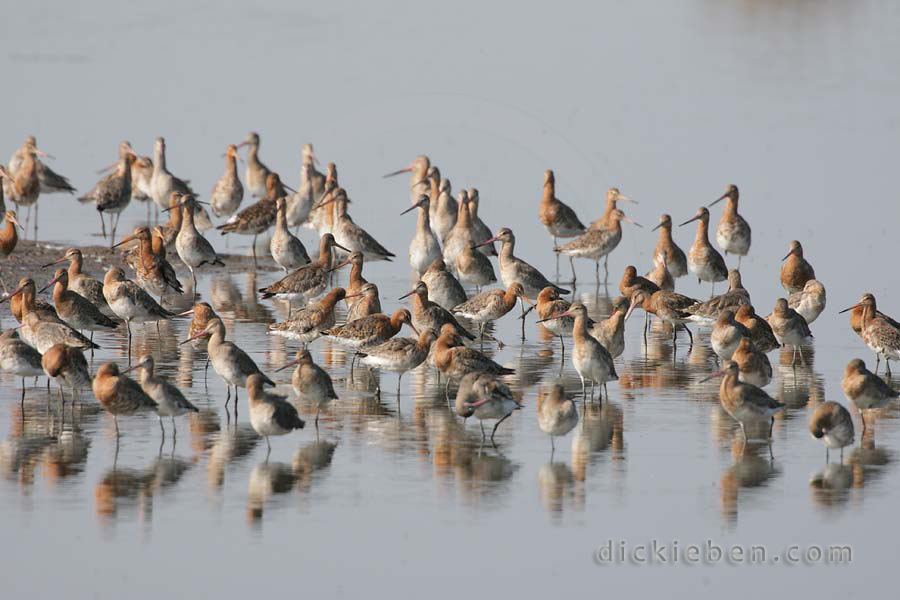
[{"left": 3, "top": 1, "right": 900, "bottom": 597}]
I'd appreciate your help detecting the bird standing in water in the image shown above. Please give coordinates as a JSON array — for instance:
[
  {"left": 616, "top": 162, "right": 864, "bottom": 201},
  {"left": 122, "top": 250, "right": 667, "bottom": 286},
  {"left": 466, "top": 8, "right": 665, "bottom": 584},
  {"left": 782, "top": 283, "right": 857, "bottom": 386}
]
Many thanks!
[{"left": 709, "top": 184, "right": 750, "bottom": 267}]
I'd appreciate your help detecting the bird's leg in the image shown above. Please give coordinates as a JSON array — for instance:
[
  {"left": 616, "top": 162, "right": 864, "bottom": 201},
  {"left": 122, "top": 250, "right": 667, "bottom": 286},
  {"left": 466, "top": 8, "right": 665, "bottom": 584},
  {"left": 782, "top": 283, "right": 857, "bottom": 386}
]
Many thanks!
[
  {"left": 738, "top": 255, "right": 742, "bottom": 269},
  {"left": 790, "top": 346, "right": 797, "bottom": 368},
  {"left": 224, "top": 385, "right": 231, "bottom": 408},
  {"left": 315, "top": 405, "right": 320, "bottom": 430},
  {"left": 826, "top": 448, "right": 830, "bottom": 464},
  {"left": 114, "top": 415, "right": 120, "bottom": 438},
  {"left": 480, "top": 421, "right": 486, "bottom": 440},
  {"left": 20, "top": 379, "right": 25, "bottom": 408},
  {"left": 519, "top": 298, "right": 526, "bottom": 341},
  {"left": 604, "top": 255, "right": 609, "bottom": 283},
  {"left": 595, "top": 260, "right": 600, "bottom": 285},
  {"left": 490, "top": 413, "right": 511, "bottom": 446},
  {"left": 553, "top": 236, "right": 559, "bottom": 276},
  {"left": 111, "top": 212, "right": 119, "bottom": 246},
  {"left": 158, "top": 416, "right": 165, "bottom": 436},
  {"left": 252, "top": 234, "right": 258, "bottom": 268},
  {"left": 683, "top": 324, "right": 693, "bottom": 346},
  {"left": 559, "top": 335, "right": 565, "bottom": 360},
  {"left": 860, "top": 411, "right": 867, "bottom": 433},
  {"left": 569, "top": 256, "right": 577, "bottom": 285},
  {"left": 172, "top": 417, "right": 177, "bottom": 437},
  {"left": 99, "top": 212, "right": 107, "bottom": 241},
  {"left": 191, "top": 268, "right": 197, "bottom": 299},
  {"left": 768, "top": 417, "right": 774, "bottom": 439},
  {"left": 589, "top": 379, "right": 595, "bottom": 402},
  {"left": 580, "top": 374, "right": 586, "bottom": 399},
  {"left": 798, "top": 345, "right": 806, "bottom": 366},
  {"left": 886, "top": 359, "right": 892, "bottom": 377}
]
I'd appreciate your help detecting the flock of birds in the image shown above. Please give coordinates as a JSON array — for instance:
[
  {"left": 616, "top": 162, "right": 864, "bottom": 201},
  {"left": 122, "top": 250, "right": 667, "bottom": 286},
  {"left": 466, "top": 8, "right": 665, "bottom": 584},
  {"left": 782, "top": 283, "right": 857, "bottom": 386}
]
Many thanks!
[{"left": 0, "top": 132, "right": 898, "bottom": 463}]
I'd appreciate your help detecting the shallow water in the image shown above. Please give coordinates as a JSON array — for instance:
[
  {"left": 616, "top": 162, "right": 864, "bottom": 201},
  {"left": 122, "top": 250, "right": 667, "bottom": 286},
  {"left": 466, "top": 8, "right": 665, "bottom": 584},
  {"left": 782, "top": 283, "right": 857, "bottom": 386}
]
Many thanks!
[{"left": 3, "top": 1, "right": 900, "bottom": 597}]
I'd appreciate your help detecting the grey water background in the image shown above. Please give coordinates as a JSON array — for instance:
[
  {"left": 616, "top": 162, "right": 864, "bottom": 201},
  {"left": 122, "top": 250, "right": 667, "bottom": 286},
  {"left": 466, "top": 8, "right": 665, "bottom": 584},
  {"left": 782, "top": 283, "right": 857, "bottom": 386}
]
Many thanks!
[{"left": 2, "top": 1, "right": 900, "bottom": 597}]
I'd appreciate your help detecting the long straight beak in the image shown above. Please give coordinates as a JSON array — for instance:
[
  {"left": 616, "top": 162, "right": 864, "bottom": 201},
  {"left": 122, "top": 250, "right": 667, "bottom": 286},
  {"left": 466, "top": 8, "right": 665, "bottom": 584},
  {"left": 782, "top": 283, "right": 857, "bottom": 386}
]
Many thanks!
[
  {"left": 623, "top": 300, "right": 639, "bottom": 321},
  {"left": 96, "top": 162, "right": 117, "bottom": 175},
  {"left": 651, "top": 223, "right": 662, "bottom": 232},
  {"left": 313, "top": 194, "right": 336, "bottom": 210},
  {"left": 333, "top": 241, "right": 351, "bottom": 253},
  {"left": 283, "top": 183, "right": 297, "bottom": 194},
  {"left": 406, "top": 323, "right": 421, "bottom": 336},
  {"left": 383, "top": 165, "right": 413, "bottom": 178},
  {"left": 177, "top": 308, "right": 195, "bottom": 317},
  {"left": 699, "top": 369, "right": 725, "bottom": 383},
  {"left": 520, "top": 295, "right": 536, "bottom": 309},
  {"left": 327, "top": 259, "right": 351, "bottom": 273},
  {"left": 235, "top": 141, "right": 250, "bottom": 149},
  {"left": 0, "top": 285, "right": 25, "bottom": 303},
  {"left": 838, "top": 303, "right": 862, "bottom": 314},
  {"left": 275, "top": 360, "right": 300, "bottom": 373},
  {"left": 179, "top": 331, "right": 209, "bottom": 345},
  {"left": 38, "top": 275, "right": 61, "bottom": 294},
  {"left": 781, "top": 249, "right": 794, "bottom": 261},
  {"left": 709, "top": 192, "right": 728, "bottom": 207},
  {"left": 617, "top": 194, "right": 637, "bottom": 204},
  {"left": 122, "top": 363, "right": 143, "bottom": 374},
  {"left": 622, "top": 216, "right": 642, "bottom": 228},
  {"left": 400, "top": 203, "right": 419, "bottom": 216},
  {"left": 399, "top": 290, "right": 416, "bottom": 300},
  {"left": 465, "top": 397, "right": 492, "bottom": 409},
  {"left": 34, "top": 149, "right": 55, "bottom": 160},
  {"left": 678, "top": 215, "right": 700, "bottom": 227},
  {"left": 41, "top": 256, "right": 68, "bottom": 268},
  {"left": 8, "top": 216, "right": 23, "bottom": 231},
  {"left": 112, "top": 235, "right": 136, "bottom": 249},
  {"left": 537, "top": 309, "right": 574, "bottom": 323},
  {"left": 344, "top": 291, "right": 363, "bottom": 300},
  {"left": 473, "top": 235, "right": 500, "bottom": 248}
]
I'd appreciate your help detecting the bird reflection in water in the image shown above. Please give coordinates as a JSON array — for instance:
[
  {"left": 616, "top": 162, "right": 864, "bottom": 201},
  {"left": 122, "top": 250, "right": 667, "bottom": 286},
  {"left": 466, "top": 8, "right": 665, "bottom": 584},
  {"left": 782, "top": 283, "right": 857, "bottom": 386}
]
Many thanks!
[
  {"left": 209, "top": 272, "right": 272, "bottom": 323},
  {"left": 429, "top": 409, "right": 519, "bottom": 508},
  {"left": 247, "top": 440, "right": 336, "bottom": 525},
  {"left": 1, "top": 398, "right": 96, "bottom": 488},
  {"left": 617, "top": 332, "right": 694, "bottom": 395},
  {"left": 207, "top": 423, "right": 260, "bottom": 489},
  {"left": 572, "top": 401, "right": 625, "bottom": 483},
  {"left": 810, "top": 428, "right": 893, "bottom": 512},
  {"left": 94, "top": 439, "right": 192, "bottom": 526},
  {"left": 538, "top": 461, "right": 583, "bottom": 520},
  {"left": 719, "top": 435, "right": 780, "bottom": 528}
]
